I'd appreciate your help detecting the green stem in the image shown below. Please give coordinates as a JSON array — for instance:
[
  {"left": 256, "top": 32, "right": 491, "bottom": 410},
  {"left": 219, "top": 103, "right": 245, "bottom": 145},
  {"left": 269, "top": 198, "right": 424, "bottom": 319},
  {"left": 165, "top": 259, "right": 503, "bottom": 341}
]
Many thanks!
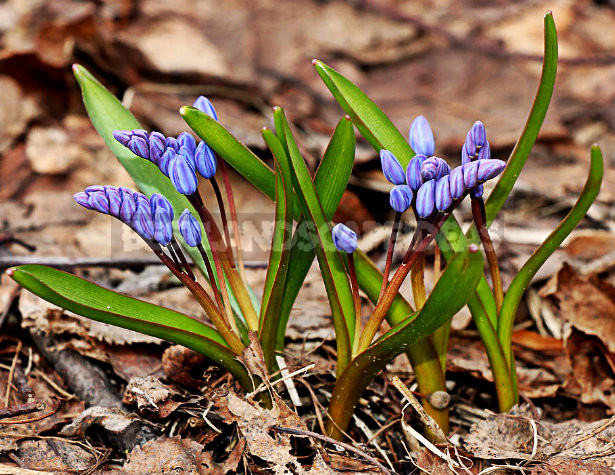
[
  {"left": 379, "top": 212, "right": 401, "bottom": 300},
  {"left": 348, "top": 254, "right": 363, "bottom": 357}
]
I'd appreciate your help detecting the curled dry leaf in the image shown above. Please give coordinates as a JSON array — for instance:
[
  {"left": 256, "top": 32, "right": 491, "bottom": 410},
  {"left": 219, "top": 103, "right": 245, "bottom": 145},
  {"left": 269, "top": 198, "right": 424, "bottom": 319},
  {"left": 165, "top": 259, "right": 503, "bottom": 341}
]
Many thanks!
[{"left": 123, "top": 376, "right": 182, "bottom": 419}]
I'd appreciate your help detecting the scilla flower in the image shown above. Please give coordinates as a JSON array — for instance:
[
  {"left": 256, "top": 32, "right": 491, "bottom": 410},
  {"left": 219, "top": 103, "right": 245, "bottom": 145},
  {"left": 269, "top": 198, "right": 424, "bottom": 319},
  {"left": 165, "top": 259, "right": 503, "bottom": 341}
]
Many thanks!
[
  {"left": 113, "top": 130, "right": 166, "bottom": 164},
  {"left": 390, "top": 185, "right": 413, "bottom": 213},
  {"left": 409, "top": 116, "right": 435, "bottom": 157},
  {"left": 178, "top": 209, "right": 202, "bottom": 247},
  {"left": 380, "top": 150, "right": 406, "bottom": 185},
  {"left": 151, "top": 194, "right": 174, "bottom": 246},
  {"left": 195, "top": 141, "right": 217, "bottom": 179},
  {"left": 193, "top": 96, "right": 219, "bottom": 120},
  {"left": 406, "top": 154, "right": 427, "bottom": 191},
  {"left": 169, "top": 152, "right": 198, "bottom": 195},
  {"left": 332, "top": 223, "right": 358, "bottom": 253}
]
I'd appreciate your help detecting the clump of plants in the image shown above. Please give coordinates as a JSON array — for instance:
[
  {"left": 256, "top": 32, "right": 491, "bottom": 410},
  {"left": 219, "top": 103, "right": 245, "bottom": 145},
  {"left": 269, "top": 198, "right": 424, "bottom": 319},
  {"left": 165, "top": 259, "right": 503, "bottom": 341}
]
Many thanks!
[{"left": 9, "top": 12, "right": 603, "bottom": 440}]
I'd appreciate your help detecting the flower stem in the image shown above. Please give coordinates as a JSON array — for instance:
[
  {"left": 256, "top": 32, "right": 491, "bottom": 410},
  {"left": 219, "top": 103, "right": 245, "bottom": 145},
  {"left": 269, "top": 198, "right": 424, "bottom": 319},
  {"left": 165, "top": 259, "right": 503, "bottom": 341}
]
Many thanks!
[
  {"left": 378, "top": 212, "right": 401, "bottom": 301},
  {"left": 358, "top": 216, "right": 446, "bottom": 352},
  {"left": 347, "top": 253, "right": 362, "bottom": 356},
  {"left": 471, "top": 197, "right": 503, "bottom": 313},
  {"left": 210, "top": 176, "right": 235, "bottom": 268},
  {"left": 217, "top": 156, "right": 247, "bottom": 281},
  {"left": 151, "top": 244, "right": 244, "bottom": 354},
  {"left": 170, "top": 238, "right": 195, "bottom": 281}
]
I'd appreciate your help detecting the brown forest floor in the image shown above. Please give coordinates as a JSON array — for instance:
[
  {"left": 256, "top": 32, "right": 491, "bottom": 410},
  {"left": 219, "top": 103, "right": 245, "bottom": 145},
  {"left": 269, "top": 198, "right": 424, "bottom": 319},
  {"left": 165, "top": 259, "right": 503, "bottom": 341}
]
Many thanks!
[{"left": 0, "top": 0, "right": 614, "bottom": 473}]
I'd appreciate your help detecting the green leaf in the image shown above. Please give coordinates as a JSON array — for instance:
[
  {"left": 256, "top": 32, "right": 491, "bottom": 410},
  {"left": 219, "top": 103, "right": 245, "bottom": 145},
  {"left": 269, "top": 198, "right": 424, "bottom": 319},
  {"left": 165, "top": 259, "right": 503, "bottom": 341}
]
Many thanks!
[
  {"left": 498, "top": 145, "right": 603, "bottom": 362},
  {"left": 326, "top": 248, "right": 484, "bottom": 439},
  {"left": 485, "top": 12, "right": 558, "bottom": 226},
  {"left": 258, "top": 136, "right": 293, "bottom": 371},
  {"left": 10, "top": 264, "right": 253, "bottom": 389},
  {"left": 274, "top": 115, "right": 356, "bottom": 349},
  {"left": 313, "top": 60, "right": 415, "bottom": 166},
  {"left": 276, "top": 108, "right": 355, "bottom": 374}
]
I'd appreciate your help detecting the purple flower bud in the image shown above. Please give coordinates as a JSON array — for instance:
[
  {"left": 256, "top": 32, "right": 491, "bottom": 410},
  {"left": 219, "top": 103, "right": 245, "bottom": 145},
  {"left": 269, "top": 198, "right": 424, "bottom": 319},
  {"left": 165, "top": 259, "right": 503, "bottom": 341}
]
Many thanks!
[
  {"left": 151, "top": 193, "right": 175, "bottom": 245},
  {"left": 331, "top": 223, "right": 357, "bottom": 253},
  {"left": 85, "top": 185, "right": 105, "bottom": 194},
  {"left": 148, "top": 134, "right": 166, "bottom": 165},
  {"left": 193, "top": 96, "right": 219, "bottom": 120},
  {"left": 178, "top": 209, "right": 202, "bottom": 247},
  {"left": 406, "top": 154, "right": 427, "bottom": 191},
  {"left": 471, "top": 185, "right": 483, "bottom": 199},
  {"left": 165, "top": 137, "right": 179, "bottom": 151},
  {"left": 132, "top": 202, "right": 155, "bottom": 241},
  {"left": 463, "top": 161, "right": 480, "bottom": 189},
  {"left": 416, "top": 179, "right": 436, "bottom": 218},
  {"left": 128, "top": 136, "right": 149, "bottom": 159},
  {"left": 464, "top": 133, "right": 476, "bottom": 158},
  {"left": 409, "top": 116, "right": 435, "bottom": 157},
  {"left": 73, "top": 192, "right": 91, "bottom": 209},
  {"left": 133, "top": 192, "right": 150, "bottom": 209},
  {"left": 420, "top": 156, "right": 451, "bottom": 182},
  {"left": 158, "top": 148, "right": 175, "bottom": 177},
  {"left": 477, "top": 159, "right": 506, "bottom": 182},
  {"left": 449, "top": 166, "right": 466, "bottom": 199},
  {"left": 477, "top": 141, "right": 491, "bottom": 161},
  {"left": 105, "top": 187, "right": 122, "bottom": 218},
  {"left": 195, "top": 141, "right": 217, "bottom": 179},
  {"left": 461, "top": 146, "right": 471, "bottom": 166},
  {"left": 435, "top": 176, "right": 452, "bottom": 212},
  {"left": 87, "top": 191, "right": 110, "bottom": 214},
  {"left": 389, "top": 185, "right": 413, "bottom": 213},
  {"left": 169, "top": 154, "right": 198, "bottom": 195},
  {"left": 380, "top": 150, "right": 405, "bottom": 185},
  {"left": 119, "top": 187, "right": 134, "bottom": 198},
  {"left": 132, "top": 129, "right": 148, "bottom": 140},
  {"left": 119, "top": 192, "right": 136, "bottom": 223},
  {"left": 113, "top": 130, "right": 131, "bottom": 146},
  {"left": 178, "top": 145, "right": 196, "bottom": 170},
  {"left": 178, "top": 132, "right": 196, "bottom": 156},
  {"left": 470, "top": 121, "right": 487, "bottom": 148}
]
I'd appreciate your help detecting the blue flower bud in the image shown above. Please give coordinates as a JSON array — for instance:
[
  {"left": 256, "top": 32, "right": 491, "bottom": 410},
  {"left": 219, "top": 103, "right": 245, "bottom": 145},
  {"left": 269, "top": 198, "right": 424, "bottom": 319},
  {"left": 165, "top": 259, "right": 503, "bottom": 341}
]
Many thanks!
[
  {"left": 85, "top": 185, "right": 105, "bottom": 193},
  {"left": 470, "top": 121, "right": 487, "bottom": 148},
  {"left": 420, "top": 156, "right": 451, "bottom": 182},
  {"left": 464, "top": 133, "right": 476, "bottom": 158},
  {"left": 132, "top": 129, "right": 148, "bottom": 140},
  {"left": 112, "top": 130, "right": 131, "bottom": 146},
  {"left": 406, "top": 154, "right": 427, "bottom": 191},
  {"left": 119, "top": 187, "right": 134, "bottom": 198},
  {"left": 461, "top": 145, "right": 470, "bottom": 166},
  {"left": 477, "top": 159, "right": 506, "bottom": 182},
  {"left": 128, "top": 136, "right": 149, "bottom": 159},
  {"left": 169, "top": 153, "right": 198, "bottom": 195},
  {"left": 193, "top": 96, "right": 219, "bottom": 120},
  {"left": 409, "top": 116, "right": 435, "bottom": 157},
  {"left": 149, "top": 134, "right": 166, "bottom": 165},
  {"left": 133, "top": 192, "right": 150, "bottom": 209},
  {"left": 463, "top": 161, "right": 480, "bottom": 189},
  {"left": 178, "top": 145, "right": 196, "bottom": 170},
  {"left": 87, "top": 191, "right": 110, "bottom": 214},
  {"left": 73, "top": 192, "right": 91, "bottom": 209},
  {"left": 331, "top": 223, "right": 358, "bottom": 253},
  {"left": 449, "top": 166, "right": 466, "bottom": 199},
  {"left": 195, "top": 141, "right": 217, "bottom": 179},
  {"left": 165, "top": 137, "right": 179, "bottom": 151},
  {"left": 416, "top": 179, "right": 436, "bottom": 218},
  {"left": 178, "top": 132, "right": 196, "bottom": 156},
  {"left": 178, "top": 209, "right": 202, "bottom": 247},
  {"left": 380, "top": 150, "right": 405, "bottom": 185},
  {"left": 119, "top": 192, "right": 136, "bottom": 224},
  {"left": 105, "top": 187, "right": 122, "bottom": 218},
  {"left": 132, "top": 201, "right": 155, "bottom": 241},
  {"left": 151, "top": 195, "right": 174, "bottom": 246},
  {"left": 435, "top": 176, "right": 452, "bottom": 212},
  {"left": 158, "top": 148, "right": 175, "bottom": 177},
  {"left": 389, "top": 185, "right": 413, "bottom": 213},
  {"left": 477, "top": 141, "right": 490, "bottom": 161},
  {"left": 150, "top": 193, "right": 174, "bottom": 219}
]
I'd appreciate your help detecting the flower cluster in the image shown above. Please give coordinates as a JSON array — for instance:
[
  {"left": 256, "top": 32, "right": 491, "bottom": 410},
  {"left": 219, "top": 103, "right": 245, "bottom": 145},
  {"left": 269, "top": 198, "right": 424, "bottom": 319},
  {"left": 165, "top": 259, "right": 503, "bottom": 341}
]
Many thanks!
[
  {"left": 112, "top": 97, "right": 218, "bottom": 196},
  {"left": 380, "top": 116, "right": 505, "bottom": 218}
]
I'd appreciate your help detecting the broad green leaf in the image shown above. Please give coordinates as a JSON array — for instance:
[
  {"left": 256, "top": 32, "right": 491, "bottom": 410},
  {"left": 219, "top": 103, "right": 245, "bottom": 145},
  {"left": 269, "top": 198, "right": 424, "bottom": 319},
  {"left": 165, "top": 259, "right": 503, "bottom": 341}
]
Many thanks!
[
  {"left": 277, "top": 108, "right": 355, "bottom": 374},
  {"left": 313, "top": 60, "right": 415, "bottom": 166},
  {"left": 485, "top": 12, "right": 558, "bottom": 225},
  {"left": 10, "top": 264, "right": 253, "bottom": 389},
  {"left": 498, "top": 145, "right": 603, "bottom": 362},
  {"left": 326, "top": 248, "right": 483, "bottom": 439},
  {"left": 258, "top": 140, "right": 293, "bottom": 371},
  {"left": 274, "top": 115, "right": 356, "bottom": 349}
]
